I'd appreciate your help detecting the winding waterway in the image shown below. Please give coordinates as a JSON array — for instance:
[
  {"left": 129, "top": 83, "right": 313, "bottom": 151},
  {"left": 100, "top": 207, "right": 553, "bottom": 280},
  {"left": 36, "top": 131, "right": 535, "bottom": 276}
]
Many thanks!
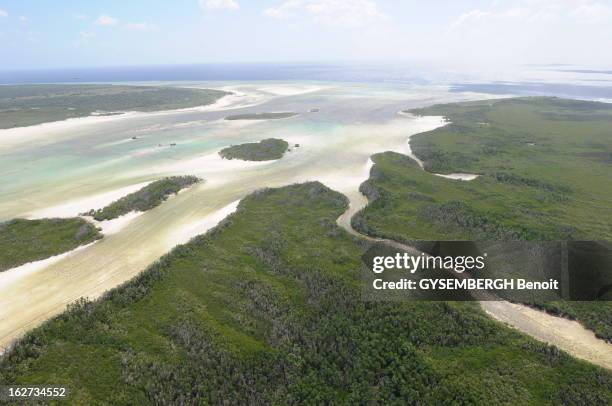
[{"left": 335, "top": 116, "right": 612, "bottom": 371}]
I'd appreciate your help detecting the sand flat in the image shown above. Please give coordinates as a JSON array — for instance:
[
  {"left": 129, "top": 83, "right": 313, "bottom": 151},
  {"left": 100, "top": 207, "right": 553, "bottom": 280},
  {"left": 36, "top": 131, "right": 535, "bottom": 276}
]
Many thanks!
[
  {"left": 26, "top": 182, "right": 152, "bottom": 219},
  {"left": 434, "top": 173, "right": 480, "bottom": 181},
  {"left": 481, "top": 300, "right": 612, "bottom": 370},
  {"left": 0, "top": 83, "right": 491, "bottom": 353}
]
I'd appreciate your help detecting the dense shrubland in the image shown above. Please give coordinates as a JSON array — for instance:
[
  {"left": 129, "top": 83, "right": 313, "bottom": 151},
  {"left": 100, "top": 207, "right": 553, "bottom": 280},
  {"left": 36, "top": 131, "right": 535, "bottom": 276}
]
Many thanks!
[
  {"left": 84, "top": 176, "right": 201, "bottom": 221},
  {"left": 0, "top": 218, "right": 102, "bottom": 272},
  {"left": 1, "top": 182, "right": 610, "bottom": 404},
  {"left": 219, "top": 138, "right": 289, "bottom": 161},
  {"left": 354, "top": 97, "right": 612, "bottom": 340},
  {"left": 0, "top": 85, "right": 229, "bottom": 129}
]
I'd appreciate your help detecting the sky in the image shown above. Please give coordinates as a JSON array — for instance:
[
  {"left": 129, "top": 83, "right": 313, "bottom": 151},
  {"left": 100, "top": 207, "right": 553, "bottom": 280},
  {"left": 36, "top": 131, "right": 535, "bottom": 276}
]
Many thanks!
[{"left": 0, "top": 0, "right": 611, "bottom": 71}]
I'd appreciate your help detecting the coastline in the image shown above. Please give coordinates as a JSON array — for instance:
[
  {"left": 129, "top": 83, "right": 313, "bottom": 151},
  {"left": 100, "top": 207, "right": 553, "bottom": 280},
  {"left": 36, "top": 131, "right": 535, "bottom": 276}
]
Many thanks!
[
  {"left": 85, "top": 211, "right": 144, "bottom": 236},
  {"left": 0, "top": 92, "right": 236, "bottom": 150},
  {"left": 0, "top": 110, "right": 450, "bottom": 352},
  {"left": 0, "top": 83, "right": 328, "bottom": 152},
  {"left": 399, "top": 111, "right": 480, "bottom": 181},
  {"left": 0, "top": 241, "right": 98, "bottom": 298},
  {"left": 166, "top": 199, "right": 241, "bottom": 247},
  {"left": 26, "top": 181, "right": 153, "bottom": 219}
]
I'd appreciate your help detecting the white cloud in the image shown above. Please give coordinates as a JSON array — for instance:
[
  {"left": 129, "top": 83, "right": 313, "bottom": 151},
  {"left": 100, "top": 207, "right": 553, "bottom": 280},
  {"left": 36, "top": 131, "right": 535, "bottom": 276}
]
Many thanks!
[
  {"left": 450, "top": 10, "right": 491, "bottom": 30},
  {"left": 438, "top": 0, "right": 612, "bottom": 69},
  {"left": 125, "top": 22, "right": 158, "bottom": 31},
  {"left": 199, "top": 0, "right": 239, "bottom": 10},
  {"left": 0, "top": 9, "right": 8, "bottom": 17},
  {"left": 95, "top": 14, "right": 118, "bottom": 26},
  {"left": 263, "top": 0, "right": 388, "bottom": 27},
  {"left": 19, "top": 16, "right": 28, "bottom": 22},
  {"left": 571, "top": 2, "right": 612, "bottom": 23},
  {"left": 263, "top": 0, "right": 301, "bottom": 19},
  {"left": 450, "top": 0, "right": 612, "bottom": 30}
]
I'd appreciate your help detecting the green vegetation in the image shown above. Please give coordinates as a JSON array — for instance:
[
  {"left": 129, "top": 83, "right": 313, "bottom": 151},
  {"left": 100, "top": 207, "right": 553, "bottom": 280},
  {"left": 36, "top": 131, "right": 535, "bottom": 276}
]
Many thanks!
[
  {"left": 353, "top": 152, "right": 612, "bottom": 340},
  {"left": 1, "top": 183, "right": 611, "bottom": 404},
  {"left": 224, "top": 112, "right": 297, "bottom": 120},
  {"left": 352, "top": 152, "right": 583, "bottom": 242},
  {"left": 219, "top": 138, "right": 289, "bottom": 161},
  {"left": 355, "top": 97, "right": 612, "bottom": 339},
  {"left": 0, "top": 85, "right": 229, "bottom": 129},
  {"left": 409, "top": 97, "right": 612, "bottom": 173},
  {"left": 0, "top": 218, "right": 102, "bottom": 272},
  {"left": 84, "top": 176, "right": 201, "bottom": 221},
  {"left": 408, "top": 97, "right": 612, "bottom": 237}
]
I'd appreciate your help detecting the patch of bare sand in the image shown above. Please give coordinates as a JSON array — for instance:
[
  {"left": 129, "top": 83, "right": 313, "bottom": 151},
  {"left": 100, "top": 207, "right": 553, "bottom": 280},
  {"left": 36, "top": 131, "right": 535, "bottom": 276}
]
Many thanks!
[{"left": 482, "top": 301, "right": 612, "bottom": 370}]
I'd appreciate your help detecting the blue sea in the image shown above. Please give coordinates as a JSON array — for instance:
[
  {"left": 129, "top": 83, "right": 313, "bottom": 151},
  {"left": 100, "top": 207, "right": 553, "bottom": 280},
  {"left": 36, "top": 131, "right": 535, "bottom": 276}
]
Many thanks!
[
  {"left": 0, "top": 63, "right": 429, "bottom": 84},
  {"left": 1, "top": 63, "right": 612, "bottom": 100}
]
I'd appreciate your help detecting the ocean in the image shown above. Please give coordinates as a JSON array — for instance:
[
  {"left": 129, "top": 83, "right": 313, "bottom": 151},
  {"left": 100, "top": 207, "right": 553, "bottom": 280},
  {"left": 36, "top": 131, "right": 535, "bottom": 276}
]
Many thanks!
[{"left": 1, "top": 63, "right": 611, "bottom": 100}]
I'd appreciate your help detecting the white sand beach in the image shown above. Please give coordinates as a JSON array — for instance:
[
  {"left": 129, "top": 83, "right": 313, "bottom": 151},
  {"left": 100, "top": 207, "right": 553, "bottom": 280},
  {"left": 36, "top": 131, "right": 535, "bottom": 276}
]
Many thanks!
[
  {"left": 166, "top": 199, "right": 241, "bottom": 247},
  {"left": 0, "top": 88, "right": 259, "bottom": 151},
  {"left": 26, "top": 181, "right": 152, "bottom": 219},
  {"left": 0, "top": 241, "right": 98, "bottom": 288},
  {"left": 399, "top": 111, "right": 480, "bottom": 181},
  {"left": 256, "top": 84, "right": 328, "bottom": 96},
  {"left": 86, "top": 211, "right": 144, "bottom": 236}
]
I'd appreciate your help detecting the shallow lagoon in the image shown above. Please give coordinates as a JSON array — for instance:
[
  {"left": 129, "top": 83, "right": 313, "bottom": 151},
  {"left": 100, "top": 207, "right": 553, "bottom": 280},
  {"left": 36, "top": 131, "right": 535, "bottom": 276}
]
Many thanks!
[{"left": 0, "top": 81, "right": 490, "bottom": 350}]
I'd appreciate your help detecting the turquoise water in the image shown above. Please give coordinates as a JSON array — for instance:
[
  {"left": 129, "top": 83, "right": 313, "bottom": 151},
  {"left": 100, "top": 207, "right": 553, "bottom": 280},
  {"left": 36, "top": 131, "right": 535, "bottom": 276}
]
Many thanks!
[
  {"left": 0, "top": 81, "right": 487, "bottom": 349},
  {"left": 0, "top": 81, "right": 465, "bottom": 220}
]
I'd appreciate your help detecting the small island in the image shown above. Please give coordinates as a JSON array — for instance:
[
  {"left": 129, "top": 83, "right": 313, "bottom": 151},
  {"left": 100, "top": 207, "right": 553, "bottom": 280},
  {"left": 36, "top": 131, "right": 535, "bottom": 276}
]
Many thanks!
[
  {"left": 224, "top": 112, "right": 298, "bottom": 121},
  {"left": 84, "top": 176, "right": 201, "bottom": 221},
  {"left": 219, "top": 138, "right": 289, "bottom": 161},
  {"left": 0, "top": 218, "right": 102, "bottom": 272}
]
